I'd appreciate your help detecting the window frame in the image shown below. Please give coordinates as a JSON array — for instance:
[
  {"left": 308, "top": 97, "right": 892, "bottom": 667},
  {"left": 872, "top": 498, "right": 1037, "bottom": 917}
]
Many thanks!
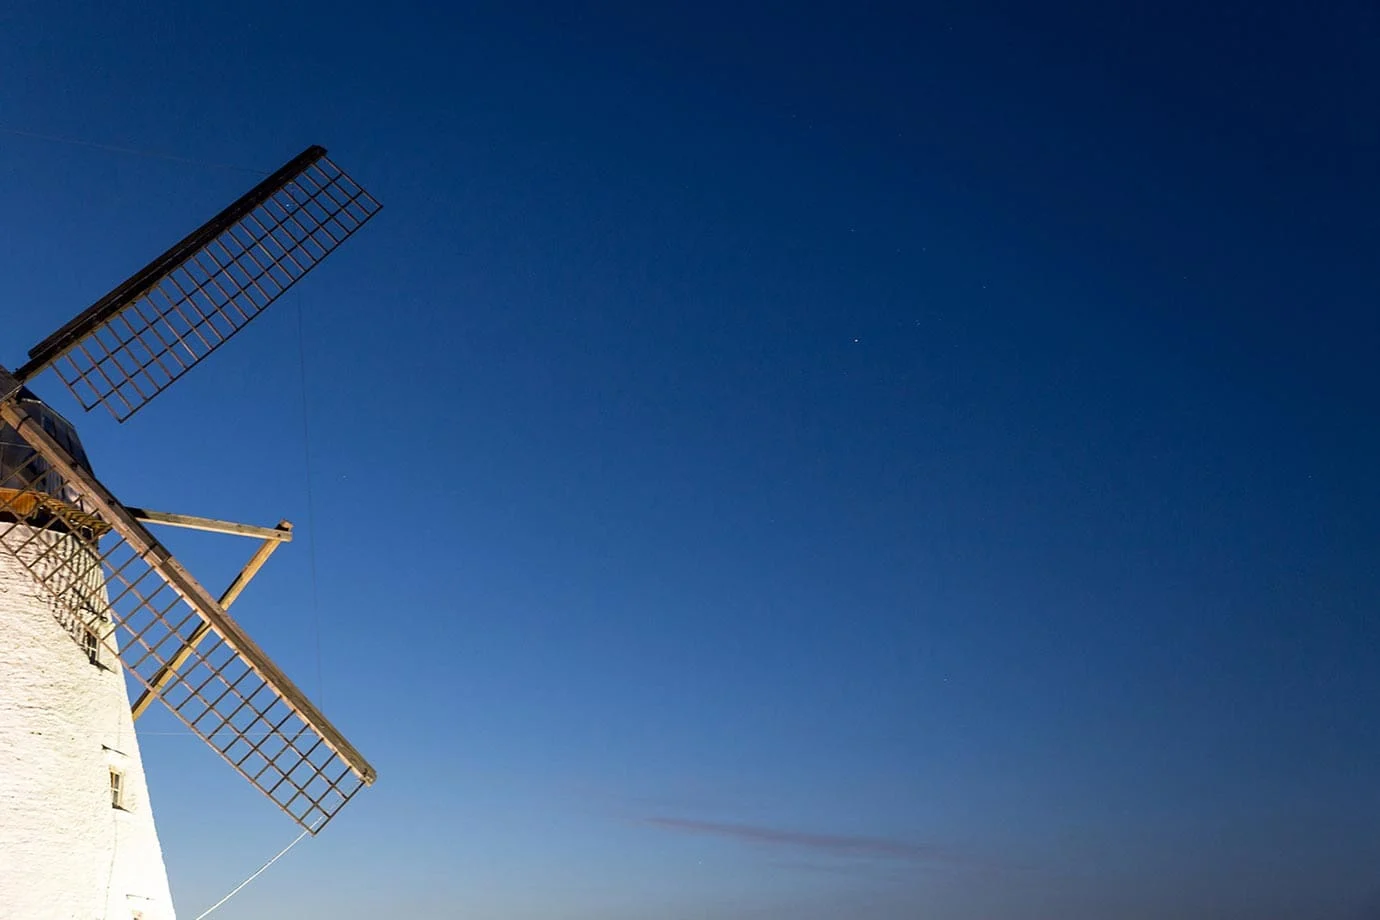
[
  {"left": 81, "top": 627, "right": 100, "bottom": 666},
  {"left": 109, "top": 767, "right": 125, "bottom": 810}
]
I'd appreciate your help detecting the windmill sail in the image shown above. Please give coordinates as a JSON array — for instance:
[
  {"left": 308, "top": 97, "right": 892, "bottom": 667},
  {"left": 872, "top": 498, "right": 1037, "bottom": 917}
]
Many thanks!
[
  {"left": 0, "top": 396, "right": 375, "bottom": 831},
  {"left": 18, "top": 146, "right": 381, "bottom": 422}
]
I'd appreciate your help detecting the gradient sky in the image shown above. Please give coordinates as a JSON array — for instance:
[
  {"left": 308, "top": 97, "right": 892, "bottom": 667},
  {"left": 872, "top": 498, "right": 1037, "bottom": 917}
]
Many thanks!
[{"left": 2, "top": 2, "right": 1379, "bottom": 918}]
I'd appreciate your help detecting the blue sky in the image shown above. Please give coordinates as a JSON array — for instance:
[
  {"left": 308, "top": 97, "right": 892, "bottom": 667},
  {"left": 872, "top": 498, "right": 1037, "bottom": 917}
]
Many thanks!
[{"left": 3, "top": 2, "right": 1379, "bottom": 917}]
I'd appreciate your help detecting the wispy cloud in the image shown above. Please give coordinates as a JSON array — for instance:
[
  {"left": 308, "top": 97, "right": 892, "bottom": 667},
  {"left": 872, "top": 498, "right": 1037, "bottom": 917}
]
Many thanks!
[{"left": 644, "top": 816, "right": 959, "bottom": 863}]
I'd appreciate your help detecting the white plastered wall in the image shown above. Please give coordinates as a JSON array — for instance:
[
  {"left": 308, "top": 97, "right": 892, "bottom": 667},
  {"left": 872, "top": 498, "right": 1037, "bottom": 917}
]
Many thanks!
[{"left": 0, "top": 527, "right": 176, "bottom": 919}]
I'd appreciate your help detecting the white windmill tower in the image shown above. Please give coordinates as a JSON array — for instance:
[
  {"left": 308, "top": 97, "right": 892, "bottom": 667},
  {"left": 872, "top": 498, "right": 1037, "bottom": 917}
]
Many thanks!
[{"left": 0, "top": 146, "right": 381, "bottom": 919}]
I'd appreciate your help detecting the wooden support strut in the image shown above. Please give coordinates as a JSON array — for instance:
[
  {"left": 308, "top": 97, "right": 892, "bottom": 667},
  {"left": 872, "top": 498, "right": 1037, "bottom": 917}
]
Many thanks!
[
  {"left": 0, "top": 394, "right": 375, "bottom": 784},
  {"left": 130, "top": 524, "right": 290, "bottom": 720},
  {"left": 126, "top": 508, "right": 294, "bottom": 542}
]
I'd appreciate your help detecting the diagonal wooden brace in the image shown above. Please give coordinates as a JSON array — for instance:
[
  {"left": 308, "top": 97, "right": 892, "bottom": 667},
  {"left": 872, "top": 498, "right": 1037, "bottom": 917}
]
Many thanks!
[{"left": 130, "top": 524, "right": 291, "bottom": 720}]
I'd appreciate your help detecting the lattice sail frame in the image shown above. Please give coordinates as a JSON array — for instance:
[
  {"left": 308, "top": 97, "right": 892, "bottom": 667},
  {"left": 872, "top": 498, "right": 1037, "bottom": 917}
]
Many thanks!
[
  {"left": 22, "top": 146, "right": 381, "bottom": 422},
  {"left": 0, "top": 399, "right": 374, "bottom": 831}
]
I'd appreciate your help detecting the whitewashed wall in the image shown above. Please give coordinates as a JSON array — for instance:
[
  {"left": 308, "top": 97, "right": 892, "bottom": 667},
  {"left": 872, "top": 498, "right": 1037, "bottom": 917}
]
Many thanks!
[{"left": 0, "top": 527, "right": 176, "bottom": 919}]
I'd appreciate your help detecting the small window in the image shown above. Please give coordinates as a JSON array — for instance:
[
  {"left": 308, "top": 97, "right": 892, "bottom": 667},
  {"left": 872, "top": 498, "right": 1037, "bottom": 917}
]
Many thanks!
[
  {"left": 82, "top": 628, "right": 100, "bottom": 666},
  {"left": 109, "top": 768, "right": 125, "bottom": 810}
]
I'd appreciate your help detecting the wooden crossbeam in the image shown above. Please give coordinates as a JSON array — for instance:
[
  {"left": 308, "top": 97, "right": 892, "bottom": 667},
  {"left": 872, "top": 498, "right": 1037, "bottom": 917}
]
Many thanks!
[{"left": 125, "top": 508, "right": 293, "bottom": 542}]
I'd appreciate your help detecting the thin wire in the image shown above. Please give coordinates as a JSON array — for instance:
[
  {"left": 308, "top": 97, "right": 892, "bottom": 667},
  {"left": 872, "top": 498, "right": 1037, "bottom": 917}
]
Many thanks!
[
  {"left": 192, "top": 824, "right": 317, "bottom": 920},
  {"left": 0, "top": 124, "right": 269, "bottom": 175},
  {"left": 295, "top": 291, "right": 327, "bottom": 706}
]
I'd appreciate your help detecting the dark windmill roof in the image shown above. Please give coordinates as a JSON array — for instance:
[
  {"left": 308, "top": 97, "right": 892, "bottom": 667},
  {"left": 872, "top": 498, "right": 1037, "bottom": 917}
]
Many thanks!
[{"left": 0, "top": 388, "right": 94, "bottom": 501}]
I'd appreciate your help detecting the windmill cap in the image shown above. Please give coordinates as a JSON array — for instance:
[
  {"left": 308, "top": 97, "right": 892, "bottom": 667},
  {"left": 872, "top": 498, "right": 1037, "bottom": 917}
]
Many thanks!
[{"left": 1, "top": 390, "right": 96, "bottom": 499}]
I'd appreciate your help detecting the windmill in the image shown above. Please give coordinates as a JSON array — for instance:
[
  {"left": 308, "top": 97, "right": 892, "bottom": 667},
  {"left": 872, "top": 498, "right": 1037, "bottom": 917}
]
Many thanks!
[{"left": 0, "top": 146, "right": 381, "bottom": 919}]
